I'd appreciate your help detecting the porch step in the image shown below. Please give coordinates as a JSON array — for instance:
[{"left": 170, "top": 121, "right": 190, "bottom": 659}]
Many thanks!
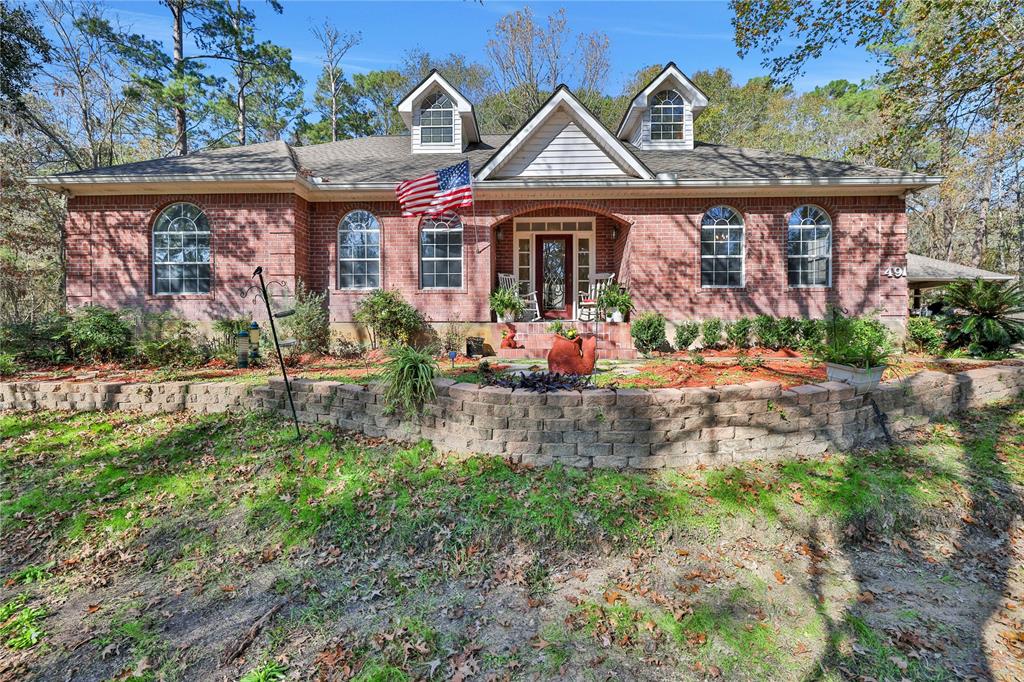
[{"left": 493, "top": 322, "right": 638, "bottom": 361}]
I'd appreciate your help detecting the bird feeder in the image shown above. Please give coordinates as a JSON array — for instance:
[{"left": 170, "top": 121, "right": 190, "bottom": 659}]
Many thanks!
[{"left": 235, "top": 330, "right": 251, "bottom": 368}]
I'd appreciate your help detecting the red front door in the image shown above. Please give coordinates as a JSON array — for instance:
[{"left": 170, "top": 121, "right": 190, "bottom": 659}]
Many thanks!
[{"left": 535, "top": 235, "right": 573, "bottom": 319}]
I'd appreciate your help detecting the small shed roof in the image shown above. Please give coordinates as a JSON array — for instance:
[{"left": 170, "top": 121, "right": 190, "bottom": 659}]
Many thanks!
[{"left": 907, "top": 253, "right": 1016, "bottom": 289}]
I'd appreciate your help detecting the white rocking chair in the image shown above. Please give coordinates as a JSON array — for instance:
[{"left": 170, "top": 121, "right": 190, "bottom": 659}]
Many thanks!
[
  {"left": 577, "top": 273, "right": 615, "bottom": 321},
  {"left": 497, "top": 272, "right": 542, "bottom": 322}
]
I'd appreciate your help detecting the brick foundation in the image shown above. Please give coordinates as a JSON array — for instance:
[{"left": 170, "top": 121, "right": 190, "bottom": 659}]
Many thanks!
[{"left": 4, "top": 365, "right": 1020, "bottom": 470}]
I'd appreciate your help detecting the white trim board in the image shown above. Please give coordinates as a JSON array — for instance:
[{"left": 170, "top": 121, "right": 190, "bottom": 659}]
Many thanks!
[{"left": 476, "top": 87, "right": 654, "bottom": 181}]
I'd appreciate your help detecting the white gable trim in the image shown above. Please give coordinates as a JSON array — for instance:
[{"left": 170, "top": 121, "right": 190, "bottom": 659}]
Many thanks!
[
  {"left": 397, "top": 71, "right": 480, "bottom": 144},
  {"left": 616, "top": 63, "right": 709, "bottom": 141},
  {"left": 476, "top": 87, "right": 654, "bottom": 181}
]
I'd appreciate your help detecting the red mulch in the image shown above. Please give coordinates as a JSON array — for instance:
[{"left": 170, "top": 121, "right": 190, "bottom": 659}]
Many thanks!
[
  {"left": 684, "top": 347, "right": 804, "bottom": 359},
  {"left": 625, "top": 360, "right": 827, "bottom": 389}
]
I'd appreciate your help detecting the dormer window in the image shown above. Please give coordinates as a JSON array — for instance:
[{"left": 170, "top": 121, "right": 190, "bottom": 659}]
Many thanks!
[
  {"left": 650, "top": 90, "right": 685, "bottom": 141},
  {"left": 419, "top": 92, "right": 454, "bottom": 144}
]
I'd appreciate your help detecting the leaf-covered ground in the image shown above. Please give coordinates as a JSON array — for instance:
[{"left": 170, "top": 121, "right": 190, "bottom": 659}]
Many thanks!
[{"left": 2, "top": 401, "right": 1024, "bottom": 681}]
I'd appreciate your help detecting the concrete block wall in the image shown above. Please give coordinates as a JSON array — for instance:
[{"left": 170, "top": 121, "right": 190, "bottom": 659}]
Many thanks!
[{"left": 2, "top": 364, "right": 1022, "bottom": 470}]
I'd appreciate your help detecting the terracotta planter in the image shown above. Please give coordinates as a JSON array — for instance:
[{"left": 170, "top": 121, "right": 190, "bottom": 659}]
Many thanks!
[
  {"left": 547, "top": 333, "right": 598, "bottom": 375},
  {"left": 825, "top": 362, "right": 885, "bottom": 390}
]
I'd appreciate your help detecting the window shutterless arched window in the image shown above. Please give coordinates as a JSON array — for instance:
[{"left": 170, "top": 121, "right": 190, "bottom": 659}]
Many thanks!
[
  {"left": 153, "top": 202, "right": 211, "bottom": 295},
  {"left": 419, "top": 92, "right": 454, "bottom": 144},
  {"left": 788, "top": 205, "right": 832, "bottom": 287},
  {"left": 337, "top": 210, "right": 381, "bottom": 289},
  {"left": 650, "top": 89, "right": 686, "bottom": 141},
  {"left": 700, "top": 206, "right": 744, "bottom": 288},
  {"left": 420, "top": 213, "right": 463, "bottom": 288}
]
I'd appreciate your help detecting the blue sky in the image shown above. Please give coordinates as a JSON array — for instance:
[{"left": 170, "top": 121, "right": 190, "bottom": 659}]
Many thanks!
[{"left": 78, "top": 1, "right": 880, "bottom": 96}]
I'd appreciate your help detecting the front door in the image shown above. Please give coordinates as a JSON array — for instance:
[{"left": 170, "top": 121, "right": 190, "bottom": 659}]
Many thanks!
[{"left": 536, "top": 235, "right": 574, "bottom": 319}]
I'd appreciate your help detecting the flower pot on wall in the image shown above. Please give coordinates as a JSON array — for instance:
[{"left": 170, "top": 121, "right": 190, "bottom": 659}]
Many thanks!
[
  {"left": 825, "top": 362, "right": 885, "bottom": 390},
  {"left": 500, "top": 312, "right": 516, "bottom": 324},
  {"left": 611, "top": 310, "right": 624, "bottom": 323}
]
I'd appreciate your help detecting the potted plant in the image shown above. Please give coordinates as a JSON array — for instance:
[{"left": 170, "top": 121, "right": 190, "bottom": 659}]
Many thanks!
[
  {"left": 489, "top": 287, "right": 524, "bottom": 324},
  {"left": 597, "top": 283, "right": 634, "bottom": 323},
  {"left": 811, "top": 307, "right": 896, "bottom": 390}
]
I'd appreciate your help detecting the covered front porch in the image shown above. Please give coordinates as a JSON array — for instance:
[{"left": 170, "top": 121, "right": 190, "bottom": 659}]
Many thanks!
[{"left": 491, "top": 209, "right": 631, "bottom": 322}]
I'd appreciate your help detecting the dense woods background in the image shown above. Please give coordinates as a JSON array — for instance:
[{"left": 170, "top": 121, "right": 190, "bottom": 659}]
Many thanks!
[{"left": 1, "top": 0, "right": 1021, "bottom": 325}]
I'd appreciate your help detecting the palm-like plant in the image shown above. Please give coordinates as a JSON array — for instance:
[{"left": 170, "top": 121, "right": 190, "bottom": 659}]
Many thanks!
[{"left": 942, "top": 278, "right": 1024, "bottom": 354}]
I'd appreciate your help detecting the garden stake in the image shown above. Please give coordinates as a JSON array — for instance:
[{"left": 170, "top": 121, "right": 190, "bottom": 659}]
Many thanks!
[{"left": 252, "top": 267, "right": 301, "bottom": 438}]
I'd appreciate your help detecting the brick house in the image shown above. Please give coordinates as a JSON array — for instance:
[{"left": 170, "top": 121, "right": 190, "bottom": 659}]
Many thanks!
[{"left": 31, "top": 64, "right": 940, "bottom": 355}]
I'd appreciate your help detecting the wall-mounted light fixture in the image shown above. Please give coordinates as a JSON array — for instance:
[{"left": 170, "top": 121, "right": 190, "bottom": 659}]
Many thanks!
[
  {"left": 496, "top": 227, "right": 504, "bottom": 241},
  {"left": 611, "top": 226, "right": 618, "bottom": 240}
]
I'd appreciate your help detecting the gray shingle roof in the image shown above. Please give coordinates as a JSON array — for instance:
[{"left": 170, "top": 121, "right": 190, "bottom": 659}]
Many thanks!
[
  {"left": 43, "top": 134, "right": 928, "bottom": 184},
  {"left": 56, "top": 140, "right": 296, "bottom": 178},
  {"left": 292, "top": 135, "right": 508, "bottom": 183},
  {"left": 907, "top": 253, "right": 1016, "bottom": 288}
]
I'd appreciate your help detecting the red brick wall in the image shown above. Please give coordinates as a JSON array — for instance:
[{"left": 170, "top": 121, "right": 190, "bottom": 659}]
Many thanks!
[{"left": 64, "top": 193, "right": 908, "bottom": 327}]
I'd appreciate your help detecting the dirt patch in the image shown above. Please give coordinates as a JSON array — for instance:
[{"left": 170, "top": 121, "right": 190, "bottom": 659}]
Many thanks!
[{"left": 607, "top": 360, "right": 827, "bottom": 389}]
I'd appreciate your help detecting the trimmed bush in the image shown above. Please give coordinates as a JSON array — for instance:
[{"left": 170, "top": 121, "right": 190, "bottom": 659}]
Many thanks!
[
  {"left": 281, "top": 281, "right": 331, "bottom": 355},
  {"left": 701, "top": 318, "right": 723, "bottom": 349},
  {"left": 725, "top": 317, "right": 754, "bottom": 349},
  {"left": 353, "top": 289, "right": 425, "bottom": 349},
  {"left": 67, "top": 306, "right": 134, "bottom": 362},
  {"left": 631, "top": 312, "right": 667, "bottom": 354},
  {"left": 906, "top": 316, "right": 944, "bottom": 355},
  {"left": 674, "top": 321, "right": 700, "bottom": 351}
]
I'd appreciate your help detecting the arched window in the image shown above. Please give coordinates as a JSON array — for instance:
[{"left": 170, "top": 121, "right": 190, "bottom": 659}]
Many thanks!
[
  {"left": 337, "top": 210, "right": 381, "bottom": 289},
  {"left": 153, "top": 202, "right": 211, "bottom": 295},
  {"left": 419, "top": 92, "right": 454, "bottom": 144},
  {"left": 420, "top": 212, "right": 463, "bottom": 289},
  {"left": 788, "top": 205, "right": 832, "bottom": 287},
  {"left": 700, "top": 206, "right": 744, "bottom": 288},
  {"left": 650, "top": 89, "right": 686, "bottom": 141}
]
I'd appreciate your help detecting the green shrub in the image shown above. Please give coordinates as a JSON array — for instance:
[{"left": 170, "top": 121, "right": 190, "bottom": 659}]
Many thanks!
[
  {"left": 0, "top": 316, "right": 70, "bottom": 365},
  {"left": 381, "top": 344, "right": 437, "bottom": 417},
  {"left": 905, "top": 316, "right": 944, "bottom": 354},
  {"left": 776, "top": 317, "right": 802, "bottom": 349},
  {"left": 725, "top": 317, "right": 753, "bottom": 349},
  {"left": 812, "top": 307, "right": 896, "bottom": 368},
  {"left": 0, "top": 353, "right": 19, "bottom": 377},
  {"left": 941, "top": 278, "right": 1024, "bottom": 354},
  {"left": 701, "top": 318, "right": 722, "bottom": 349},
  {"left": 596, "top": 283, "right": 634, "bottom": 318},
  {"left": 437, "top": 322, "right": 467, "bottom": 354},
  {"left": 353, "top": 289, "right": 425, "bottom": 349},
  {"left": 135, "top": 312, "right": 206, "bottom": 367},
  {"left": 281, "top": 281, "right": 330, "bottom": 355},
  {"left": 66, "top": 306, "right": 134, "bottom": 362},
  {"left": 754, "top": 314, "right": 781, "bottom": 349},
  {"left": 674, "top": 321, "right": 700, "bottom": 350},
  {"left": 489, "top": 287, "right": 525, "bottom": 319},
  {"left": 797, "top": 318, "right": 826, "bottom": 350},
  {"left": 631, "top": 312, "right": 667, "bottom": 354}
]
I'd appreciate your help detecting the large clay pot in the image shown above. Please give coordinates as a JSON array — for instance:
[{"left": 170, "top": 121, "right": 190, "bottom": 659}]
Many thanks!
[{"left": 547, "top": 333, "right": 598, "bottom": 375}]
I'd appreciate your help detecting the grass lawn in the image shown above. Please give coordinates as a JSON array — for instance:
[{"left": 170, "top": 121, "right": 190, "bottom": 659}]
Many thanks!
[{"left": 2, "top": 401, "right": 1024, "bottom": 680}]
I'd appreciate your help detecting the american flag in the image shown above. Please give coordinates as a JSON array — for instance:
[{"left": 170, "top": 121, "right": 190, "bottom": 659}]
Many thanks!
[{"left": 395, "top": 160, "right": 474, "bottom": 217}]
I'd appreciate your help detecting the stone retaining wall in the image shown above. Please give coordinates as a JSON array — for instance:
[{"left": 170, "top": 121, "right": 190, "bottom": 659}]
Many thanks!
[{"left": 2, "top": 365, "right": 1023, "bottom": 469}]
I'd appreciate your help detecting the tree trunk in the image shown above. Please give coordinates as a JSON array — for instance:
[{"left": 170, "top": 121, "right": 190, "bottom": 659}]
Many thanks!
[{"left": 171, "top": 0, "right": 188, "bottom": 156}]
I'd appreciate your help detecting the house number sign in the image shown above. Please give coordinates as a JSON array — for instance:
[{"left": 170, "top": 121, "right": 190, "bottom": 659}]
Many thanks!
[{"left": 884, "top": 266, "right": 907, "bottom": 278}]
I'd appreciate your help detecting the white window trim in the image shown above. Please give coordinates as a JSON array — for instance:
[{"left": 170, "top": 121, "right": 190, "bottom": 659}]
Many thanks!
[
  {"left": 699, "top": 205, "right": 746, "bottom": 289},
  {"left": 418, "top": 92, "right": 455, "bottom": 146},
  {"left": 419, "top": 213, "right": 464, "bottom": 290},
  {"left": 337, "top": 209, "right": 382, "bottom": 291},
  {"left": 787, "top": 205, "right": 833, "bottom": 288},
  {"left": 512, "top": 217, "right": 597, "bottom": 319},
  {"left": 151, "top": 202, "right": 211, "bottom": 296},
  {"left": 649, "top": 89, "right": 686, "bottom": 142}
]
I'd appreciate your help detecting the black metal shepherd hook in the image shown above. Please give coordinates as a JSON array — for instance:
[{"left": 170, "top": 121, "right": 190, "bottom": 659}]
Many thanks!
[{"left": 251, "top": 267, "right": 301, "bottom": 438}]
